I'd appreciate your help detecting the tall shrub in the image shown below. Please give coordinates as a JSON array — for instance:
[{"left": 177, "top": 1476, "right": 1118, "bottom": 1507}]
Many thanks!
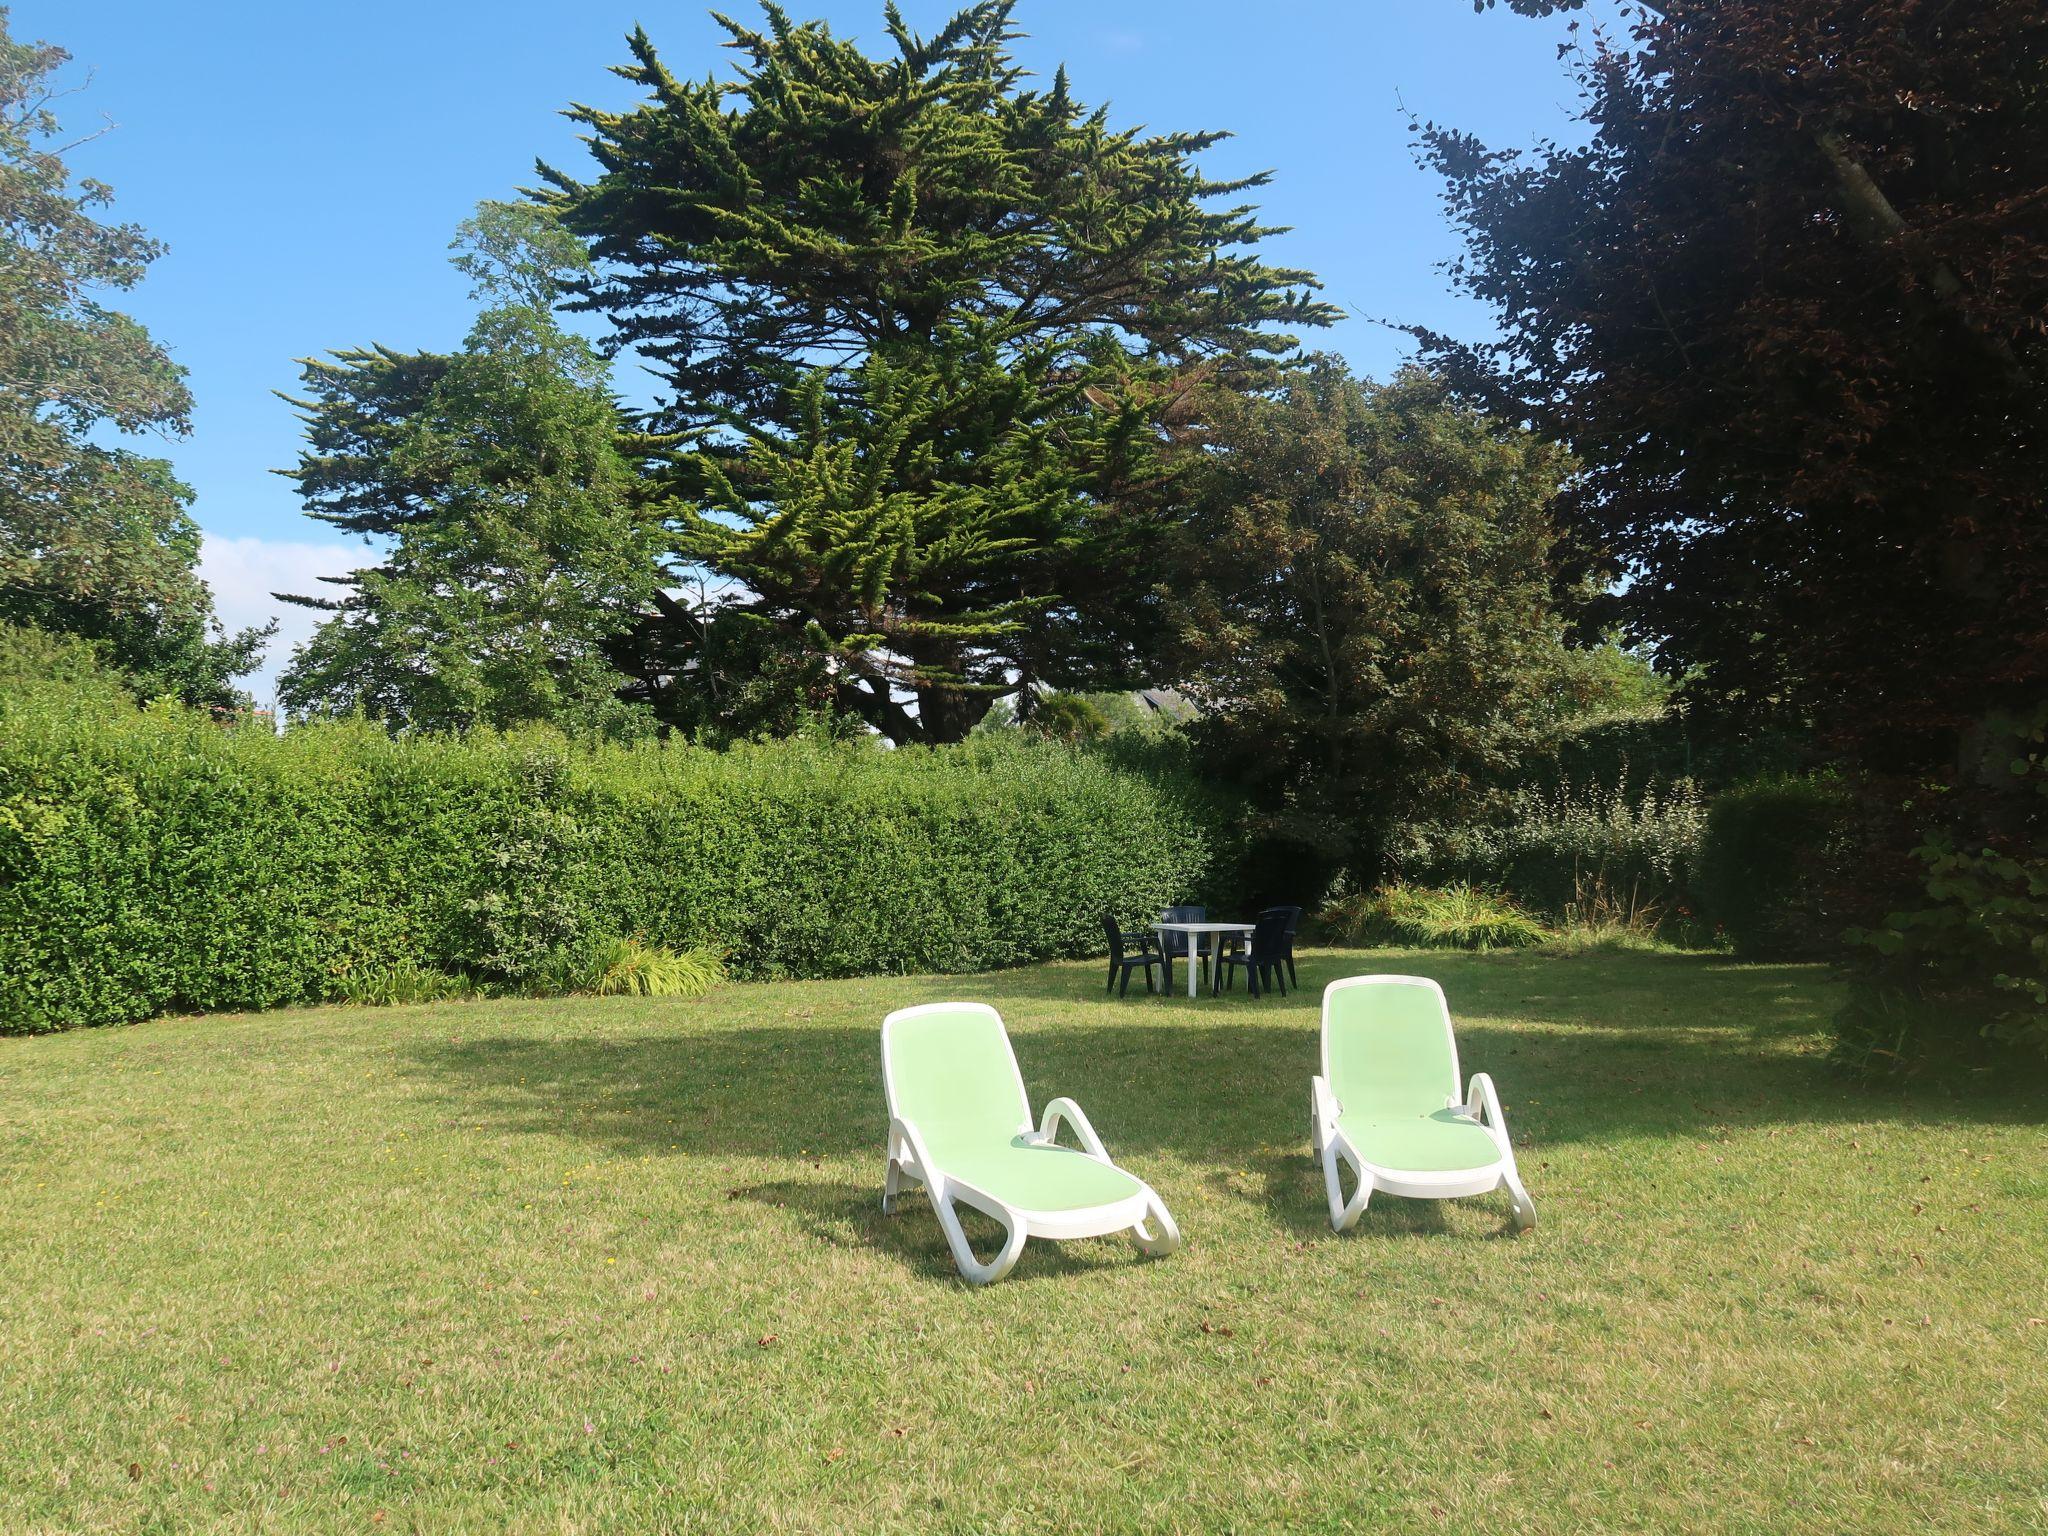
[
  {"left": 1697, "top": 775, "right": 1850, "bottom": 959},
  {"left": 1401, "top": 775, "right": 1706, "bottom": 922},
  {"left": 1843, "top": 708, "right": 2048, "bottom": 1062}
]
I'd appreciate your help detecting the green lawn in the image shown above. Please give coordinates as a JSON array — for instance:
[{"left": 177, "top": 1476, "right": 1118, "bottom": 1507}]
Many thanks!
[{"left": 2, "top": 948, "right": 2043, "bottom": 1534}]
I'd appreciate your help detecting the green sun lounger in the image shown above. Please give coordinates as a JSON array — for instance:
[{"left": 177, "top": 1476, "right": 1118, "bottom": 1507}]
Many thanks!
[
  {"left": 881, "top": 1001, "right": 1182, "bottom": 1285},
  {"left": 1311, "top": 975, "right": 1537, "bottom": 1234}
]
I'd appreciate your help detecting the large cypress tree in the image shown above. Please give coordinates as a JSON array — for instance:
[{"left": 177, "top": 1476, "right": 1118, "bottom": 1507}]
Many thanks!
[{"left": 542, "top": 2, "right": 1334, "bottom": 742}]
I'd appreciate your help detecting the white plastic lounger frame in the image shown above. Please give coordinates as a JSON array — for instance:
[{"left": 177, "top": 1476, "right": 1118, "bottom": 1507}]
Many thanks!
[
  {"left": 1311, "top": 975, "right": 1536, "bottom": 1235},
  {"left": 882, "top": 1001, "right": 1182, "bottom": 1285}
]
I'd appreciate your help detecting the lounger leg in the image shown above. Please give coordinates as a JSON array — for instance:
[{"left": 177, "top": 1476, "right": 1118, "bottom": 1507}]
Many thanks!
[
  {"left": 1322, "top": 1137, "right": 1372, "bottom": 1232},
  {"left": 883, "top": 1154, "right": 907, "bottom": 1215},
  {"left": 931, "top": 1187, "right": 1026, "bottom": 1286},
  {"left": 1464, "top": 1073, "right": 1536, "bottom": 1235},
  {"left": 1501, "top": 1167, "right": 1537, "bottom": 1234},
  {"left": 1129, "top": 1189, "right": 1183, "bottom": 1259}
]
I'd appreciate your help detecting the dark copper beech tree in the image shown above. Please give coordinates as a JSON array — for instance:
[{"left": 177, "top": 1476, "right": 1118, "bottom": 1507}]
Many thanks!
[
  {"left": 1424, "top": 0, "right": 2048, "bottom": 805},
  {"left": 1441, "top": 0, "right": 2048, "bottom": 1048}
]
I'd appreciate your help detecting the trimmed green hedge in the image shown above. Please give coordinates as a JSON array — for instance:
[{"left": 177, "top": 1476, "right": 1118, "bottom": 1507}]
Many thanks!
[
  {"left": 1697, "top": 773, "right": 1850, "bottom": 959},
  {"left": 0, "top": 674, "right": 1211, "bottom": 1034}
]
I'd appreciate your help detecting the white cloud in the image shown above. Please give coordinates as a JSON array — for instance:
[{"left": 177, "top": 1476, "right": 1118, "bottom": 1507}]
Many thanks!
[{"left": 197, "top": 534, "right": 362, "bottom": 705}]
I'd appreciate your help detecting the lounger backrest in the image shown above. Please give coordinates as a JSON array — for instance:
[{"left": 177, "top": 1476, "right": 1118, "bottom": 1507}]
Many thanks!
[
  {"left": 1321, "top": 976, "right": 1460, "bottom": 1117},
  {"left": 882, "top": 1002, "right": 1031, "bottom": 1153}
]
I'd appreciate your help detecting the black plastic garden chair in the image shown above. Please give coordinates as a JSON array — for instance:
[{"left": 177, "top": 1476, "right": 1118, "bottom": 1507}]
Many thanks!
[
  {"left": 1259, "top": 904, "right": 1304, "bottom": 988},
  {"left": 1100, "top": 912, "right": 1165, "bottom": 998},
  {"left": 1156, "top": 904, "right": 1211, "bottom": 993},
  {"left": 1214, "top": 909, "right": 1293, "bottom": 998}
]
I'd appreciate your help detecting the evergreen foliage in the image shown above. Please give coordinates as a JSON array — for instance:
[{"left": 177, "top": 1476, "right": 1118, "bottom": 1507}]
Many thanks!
[
  {"left": 278, "top": 204, "right": 669, "bottom": 734},
  {"left": 1694, "top": 773, "right": 1851, "bottom": 960},
  {"left": 542, "top": 3, "right": 1335, "bottom": 741}
]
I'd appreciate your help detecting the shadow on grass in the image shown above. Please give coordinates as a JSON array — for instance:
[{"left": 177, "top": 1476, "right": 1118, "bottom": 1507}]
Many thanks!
[
  {"left": 404, "top": 948, "right": 2039, "bottom": 1175},
  {"left": 1225, "top": 1146, "right": 1525, "bottom": 1243},
  {"left": 401, "top": 947, "right": 2044, "bottom": 1281},
  {"left": 729, "top": 1178, "right": 1169, "bottom": 1287}
]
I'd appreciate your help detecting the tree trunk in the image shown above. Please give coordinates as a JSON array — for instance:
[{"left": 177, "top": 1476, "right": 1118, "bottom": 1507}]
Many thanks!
[
  {"left": 835, "top": 675, "right": 925, "bottom": 746},
  {"left": 912, "top": 679, "right": 994, "bottom": 744}
]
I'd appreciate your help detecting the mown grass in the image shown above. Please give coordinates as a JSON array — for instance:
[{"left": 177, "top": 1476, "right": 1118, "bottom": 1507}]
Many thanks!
[{"left": 2, "top": 948, "right": 2043, "bottom": 1534}]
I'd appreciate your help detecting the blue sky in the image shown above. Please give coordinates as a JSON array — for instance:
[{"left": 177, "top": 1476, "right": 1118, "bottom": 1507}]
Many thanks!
[{"left": 21, "top": 0, "right": 1607, "bottom": 699}]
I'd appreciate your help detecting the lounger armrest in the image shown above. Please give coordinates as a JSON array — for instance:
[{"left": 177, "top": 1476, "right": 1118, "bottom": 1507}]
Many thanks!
[
  {"left": 889, "top": 1116, "right": 943, "bottom": 1190},
  {"left": 1033, "top": 1097, "right": 1111, "bottom": 1162},
  {"left": 1463, "top": 1072, "right": 1508, "bottom": 1135},
  {"left": 1311, "top": 1075, "right": 1342, "bottom": 1141}
]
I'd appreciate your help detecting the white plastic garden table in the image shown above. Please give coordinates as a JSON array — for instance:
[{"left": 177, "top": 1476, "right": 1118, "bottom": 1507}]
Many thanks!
[{"left": 1152, "top": 920, "right": 1255, "bottom": 998}]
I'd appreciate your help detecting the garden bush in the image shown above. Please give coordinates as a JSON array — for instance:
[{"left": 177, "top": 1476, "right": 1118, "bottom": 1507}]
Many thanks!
[
  {"left": 0, "top": 672, "right": 1211, "bottom": 1033},
  {"left": 1696, "top": 774, "right": 1850, "bottom": 959},
  {"left": 1317, "top": 882, "right": 1548, "bottom": 951},
  {"left": 1839, "top": 707, "right": 2048, "bottom": 1066},
  {"left": 1396, "top": 775, "right": 1707, "bottom": 923}
]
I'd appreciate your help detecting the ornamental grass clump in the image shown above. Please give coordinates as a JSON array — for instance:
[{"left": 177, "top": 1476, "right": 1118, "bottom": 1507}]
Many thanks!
[{"left": 1320, "top": 883, "right": 1549, "bottom": 951}]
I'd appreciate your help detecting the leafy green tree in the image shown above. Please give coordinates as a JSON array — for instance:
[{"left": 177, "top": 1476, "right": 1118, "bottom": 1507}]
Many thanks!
[
  {"left": 1166, "top": 360, "right": 1579, "bottom": 889},
  {"left": 0, "top": 12, "right": 265, "bottom": 707},
  {"left": 279, "top": 203, "right": 667, "bottom": 734},
  {"left": 543, "top": 2, "right": 1334, "bottom": 741}
]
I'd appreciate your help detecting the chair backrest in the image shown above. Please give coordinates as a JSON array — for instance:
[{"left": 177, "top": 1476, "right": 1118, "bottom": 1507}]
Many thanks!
[
  {"left": 883, "top": 1002, "right": 1031, "bottom": 1154},
  {"left": 1160, "top": 905, "right": 1205, "bottom": 956},
  {"left": 1320, "top": 976, "right": 1460, "bottom": 1118},
  {"left": 1101, "top": 910, "right": 1127, "bottom": 960},
  {"left": 1246, "top": 908, "right": 1291, "bottom": 961},
  {"left": 1259, "top": 904, "right": 1303, "bottom": 938}
]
